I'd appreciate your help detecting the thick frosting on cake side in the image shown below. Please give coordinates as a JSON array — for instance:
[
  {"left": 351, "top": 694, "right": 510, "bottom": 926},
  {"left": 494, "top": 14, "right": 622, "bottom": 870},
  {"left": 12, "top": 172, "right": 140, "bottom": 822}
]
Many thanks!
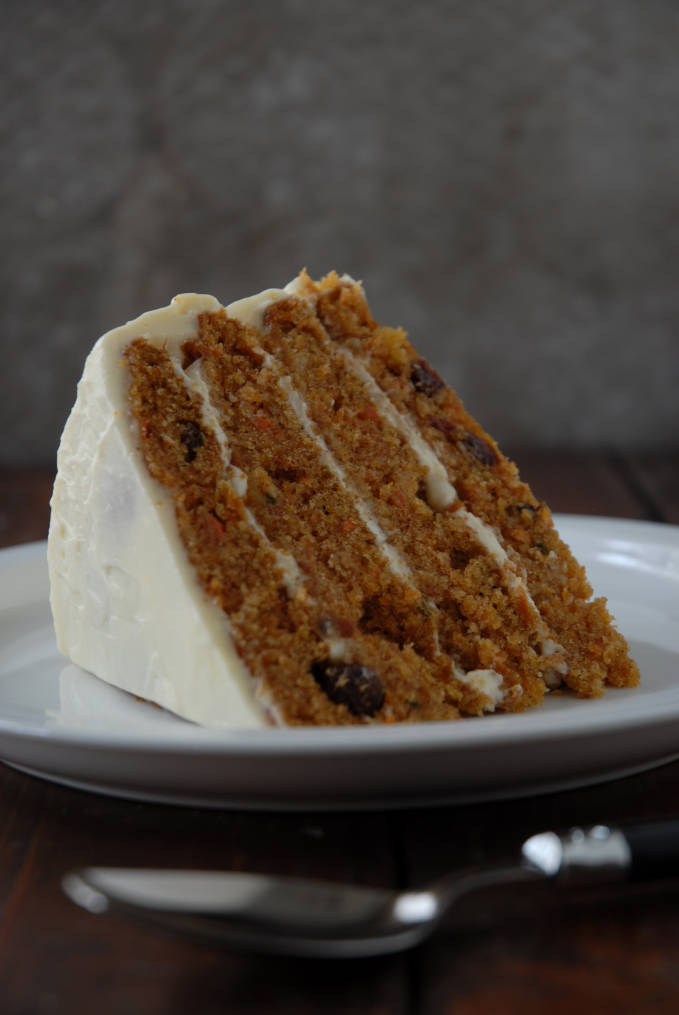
[{"left": 49, "top": 292, "right": 280, "bottom": 728}]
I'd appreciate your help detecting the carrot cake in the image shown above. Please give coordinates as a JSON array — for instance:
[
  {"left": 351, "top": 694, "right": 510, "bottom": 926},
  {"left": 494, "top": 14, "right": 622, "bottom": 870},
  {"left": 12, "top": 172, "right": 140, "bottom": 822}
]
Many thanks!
[{"left": 47, "top": 271, "right": 639, "bottom": 727}]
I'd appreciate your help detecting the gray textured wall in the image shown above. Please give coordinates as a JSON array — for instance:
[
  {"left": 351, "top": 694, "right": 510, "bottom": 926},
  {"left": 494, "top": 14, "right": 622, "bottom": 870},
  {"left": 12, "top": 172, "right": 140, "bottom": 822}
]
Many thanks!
[{"left": 2, "top": 0, "right": 678, "bottom": 466}]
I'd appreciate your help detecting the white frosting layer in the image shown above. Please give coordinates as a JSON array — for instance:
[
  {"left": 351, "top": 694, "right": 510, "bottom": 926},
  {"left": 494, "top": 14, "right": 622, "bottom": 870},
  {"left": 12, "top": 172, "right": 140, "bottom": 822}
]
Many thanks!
[
  {"left": 277, "top": 374, "right": 412, "bottom": 582},
  {"left": 48, "top": 293, "right": 271, "bottom": 728}
]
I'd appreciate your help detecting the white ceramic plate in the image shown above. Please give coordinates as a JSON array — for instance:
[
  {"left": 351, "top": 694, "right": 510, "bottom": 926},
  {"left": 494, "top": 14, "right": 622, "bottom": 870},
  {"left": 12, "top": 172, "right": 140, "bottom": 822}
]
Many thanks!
[{"left": 1, "top": 516, "right": 678, "bottom": 810}]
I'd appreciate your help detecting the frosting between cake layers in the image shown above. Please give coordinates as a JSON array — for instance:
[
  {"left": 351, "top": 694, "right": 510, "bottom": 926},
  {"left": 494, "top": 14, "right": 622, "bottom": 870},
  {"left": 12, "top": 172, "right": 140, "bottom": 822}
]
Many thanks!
[
  {"left": 338, "top": 350, "right": 457, "bottom": 513},
  {"left": 276, "top": 373, "right": 412, "bottom": 583}
]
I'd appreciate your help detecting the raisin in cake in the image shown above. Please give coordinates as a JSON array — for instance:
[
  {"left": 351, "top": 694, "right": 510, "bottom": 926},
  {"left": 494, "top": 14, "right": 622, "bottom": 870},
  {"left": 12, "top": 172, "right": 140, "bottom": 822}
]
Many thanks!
[{"left": 48, "top": 271, "right": 639, "bottom": 727}]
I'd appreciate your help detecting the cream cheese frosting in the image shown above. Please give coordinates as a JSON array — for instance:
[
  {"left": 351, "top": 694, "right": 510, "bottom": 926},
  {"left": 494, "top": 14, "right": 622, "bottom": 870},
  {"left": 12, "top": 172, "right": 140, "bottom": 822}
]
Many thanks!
[{"left": 48, "top": 292, "right": 273, "bottom": 729}]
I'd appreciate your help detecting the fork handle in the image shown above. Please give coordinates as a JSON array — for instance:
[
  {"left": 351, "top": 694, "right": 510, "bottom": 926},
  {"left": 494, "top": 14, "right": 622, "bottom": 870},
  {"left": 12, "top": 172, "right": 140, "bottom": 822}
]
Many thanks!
[
  {"left": 522, "top": 821, "right": 679, "bottom": 884},
  {"left": 623, "top": 821, "right": 679, "bottom": 882}
]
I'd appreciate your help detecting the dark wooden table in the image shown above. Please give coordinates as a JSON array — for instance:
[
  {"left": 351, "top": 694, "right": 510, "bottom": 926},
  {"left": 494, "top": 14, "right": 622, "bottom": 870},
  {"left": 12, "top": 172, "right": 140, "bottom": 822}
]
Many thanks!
[{"left": 1, "top": 452, "right": 678, "bottom": 1015}]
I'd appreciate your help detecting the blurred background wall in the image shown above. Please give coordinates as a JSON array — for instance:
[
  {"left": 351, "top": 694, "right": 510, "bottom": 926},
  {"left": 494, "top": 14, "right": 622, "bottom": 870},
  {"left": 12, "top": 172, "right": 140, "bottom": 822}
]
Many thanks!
[{"left": 2, "top": 0, "right": 678, "bottom": 466}]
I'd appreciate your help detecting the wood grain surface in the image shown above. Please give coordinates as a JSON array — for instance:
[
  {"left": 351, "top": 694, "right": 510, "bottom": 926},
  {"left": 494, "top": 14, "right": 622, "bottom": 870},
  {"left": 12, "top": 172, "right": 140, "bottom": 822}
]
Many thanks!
[{"left": 0, "top": 453, "right": 678, "bottom": 1014}]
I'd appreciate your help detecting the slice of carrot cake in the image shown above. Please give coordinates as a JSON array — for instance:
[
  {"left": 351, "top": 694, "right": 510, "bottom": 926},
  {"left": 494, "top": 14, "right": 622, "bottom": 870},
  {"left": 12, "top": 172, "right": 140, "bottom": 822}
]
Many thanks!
[{"left": 47, "top": 272, "right": 639, "bottom": 727}]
